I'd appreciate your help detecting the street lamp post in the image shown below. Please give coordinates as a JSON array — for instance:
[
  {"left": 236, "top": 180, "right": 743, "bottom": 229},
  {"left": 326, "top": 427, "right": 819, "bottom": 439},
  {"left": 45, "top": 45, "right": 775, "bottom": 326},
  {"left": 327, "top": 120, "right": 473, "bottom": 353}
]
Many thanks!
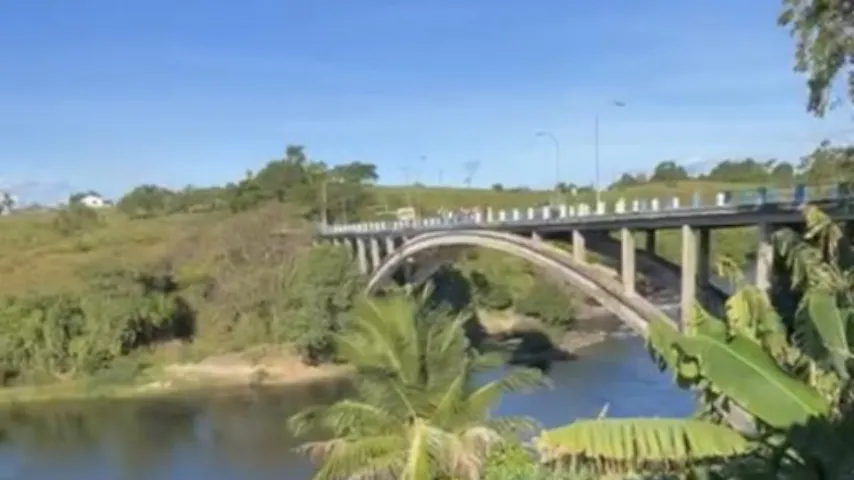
[
  {"left": 535, "top": 131, "right": 561, "bottom": 194},
  {"left": 321, "top": 178, "right": 328, "bottom": 226},
  {"left": 594, "top": 100, "right": 626, "bottom": 205}
]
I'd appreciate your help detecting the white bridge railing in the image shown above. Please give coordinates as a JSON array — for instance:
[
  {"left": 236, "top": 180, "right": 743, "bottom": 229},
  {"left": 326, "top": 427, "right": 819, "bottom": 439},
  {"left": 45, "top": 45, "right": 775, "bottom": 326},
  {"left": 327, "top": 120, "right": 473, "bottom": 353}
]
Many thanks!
[{"left": 318, "top": 184, "right": 849, "bottom": 235}]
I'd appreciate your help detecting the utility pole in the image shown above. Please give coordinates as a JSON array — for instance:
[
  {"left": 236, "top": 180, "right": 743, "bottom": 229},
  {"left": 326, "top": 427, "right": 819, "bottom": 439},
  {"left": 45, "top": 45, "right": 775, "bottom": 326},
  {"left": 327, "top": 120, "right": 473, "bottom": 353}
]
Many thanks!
[{"left": 321, "top": 179, "right": 328, "bottom": 225}]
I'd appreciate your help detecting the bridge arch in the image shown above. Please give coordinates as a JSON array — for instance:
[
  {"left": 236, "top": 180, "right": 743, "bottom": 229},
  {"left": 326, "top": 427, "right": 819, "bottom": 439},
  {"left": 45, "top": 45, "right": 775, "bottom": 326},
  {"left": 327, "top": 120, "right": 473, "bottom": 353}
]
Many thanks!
[{"left": 366, "top": 230, "right": 677, "bottom": 333}]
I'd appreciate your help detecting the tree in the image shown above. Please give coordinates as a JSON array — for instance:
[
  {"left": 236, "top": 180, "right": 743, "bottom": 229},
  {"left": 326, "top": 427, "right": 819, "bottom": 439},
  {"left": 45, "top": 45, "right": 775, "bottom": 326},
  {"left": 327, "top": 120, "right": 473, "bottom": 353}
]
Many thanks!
[
  {"left": 779, "top": 0, "right": 854, "bottom": 116},
  {"left": 703, "top": 158, "right": 773, "bottom": 183},
  {"left": 68, "top": 190, "right": 102, "bottom": 205},
  {"left": 289, "top": 291, "right": 547, "bottom": 480},
  {"left": 332, "top": 161, "right": 378, "bottom": 184},
  {"left": 117, "top": 185, "right": 176, "bottom": 217},
  {"left": 797, "top": 140, "right": 854, "bottom": 183},
  {"left": 649, "top": 161, "right": 690, "bottom": 183},
  {"left": 769, "top": 160, "right": 796, "bottom": 184},
  {"left": 608, "top": 173, "right": 644, "bottom": 189},
  {"left": 227, "top": 170, "right": 266, "bottom": 213},
  {"left": 0, "top": 192, "right": 14, "bottom": 214}
]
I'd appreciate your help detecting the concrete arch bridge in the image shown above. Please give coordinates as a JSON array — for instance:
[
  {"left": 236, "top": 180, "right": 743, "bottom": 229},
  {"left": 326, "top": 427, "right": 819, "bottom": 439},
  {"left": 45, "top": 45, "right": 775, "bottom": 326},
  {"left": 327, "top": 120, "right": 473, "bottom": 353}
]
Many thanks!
[
  {"left": 314, "top": 185, "right": 854, "bottom": 332},
  {"left": 330, "top": 227, "right": 734, "bottom": 333}
]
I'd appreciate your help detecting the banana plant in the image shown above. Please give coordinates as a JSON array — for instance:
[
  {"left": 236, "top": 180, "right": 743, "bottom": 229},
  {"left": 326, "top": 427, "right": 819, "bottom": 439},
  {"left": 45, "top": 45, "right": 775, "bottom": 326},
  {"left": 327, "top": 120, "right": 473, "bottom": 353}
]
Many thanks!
[{"left": 534, "top": 207, "right": 854, "bottom": 478}]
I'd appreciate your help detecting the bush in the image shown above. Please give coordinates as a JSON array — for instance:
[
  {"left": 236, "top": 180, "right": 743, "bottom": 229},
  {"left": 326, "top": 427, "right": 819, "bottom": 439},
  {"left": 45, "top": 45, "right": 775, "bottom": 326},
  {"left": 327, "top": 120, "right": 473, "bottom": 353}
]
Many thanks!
[
  {"left": 163, "top": 202, "right": 364, "bottom": 364},
  {"left": 515, "top": 278, "right": 577, "bottom": 330},
  {"left": 275, "top": 244, "right": 363, "bottom": 364},
  {"left": 471, "top": 270, "right": 514, "bottom": 310},
  {"left": 483, "top": 443, "right": 587, "bottom": 480},
  {"left": 0, "top": 270, "right": 193, "bottom": 386},
  {"left": 52, "top": 204, "right": 101, "bottom": 236}
]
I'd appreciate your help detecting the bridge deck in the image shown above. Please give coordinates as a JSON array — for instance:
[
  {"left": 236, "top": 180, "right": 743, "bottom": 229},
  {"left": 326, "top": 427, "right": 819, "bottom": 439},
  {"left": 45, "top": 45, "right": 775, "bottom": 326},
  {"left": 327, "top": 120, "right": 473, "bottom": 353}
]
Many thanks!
[{"left": 318, "top": 197, "right": 854, "bottom": 239}]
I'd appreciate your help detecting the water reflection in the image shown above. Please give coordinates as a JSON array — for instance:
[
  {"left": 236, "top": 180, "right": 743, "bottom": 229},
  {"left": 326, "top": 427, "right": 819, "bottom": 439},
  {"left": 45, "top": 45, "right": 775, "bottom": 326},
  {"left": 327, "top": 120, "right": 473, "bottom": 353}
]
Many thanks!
[
  {"left": 0, "top": 337, "right": 693, "bottom": 480},
  {"left": 0, "top": 381, "right": 348, "bottom": 480},
  {"left": 491, "top": 337, "right": 694, "bottom": 427}
]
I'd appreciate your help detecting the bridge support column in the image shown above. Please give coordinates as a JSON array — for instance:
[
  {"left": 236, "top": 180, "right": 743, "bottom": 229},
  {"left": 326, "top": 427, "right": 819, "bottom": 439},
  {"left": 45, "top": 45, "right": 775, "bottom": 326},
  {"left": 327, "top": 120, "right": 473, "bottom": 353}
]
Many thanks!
[
  {"left": 384, "top": 236, "right": 396, "bottom": 257},
  {"left": 620, "top": 228, "right": 635, "bottom": 295},
  {"left": 680, "top": 225, "right": 698, "bottom": 328},
  {"left": 698, "top": 228, "right": 711, "bottom": 290},
  {"left": 645, "top": 229, "right": 656, "bottom": 253},
  {"left": 338, "top": 238, "right": 353, "bottom": 257},
  {"left": 572, "top": 230, "right": 586, "bottom": 263},
  {"left": 369, "top": 237, "right": 381, "bottom": 272},
  {"left": 402, "top": 237, "right": 414, "bottom": 280},
  {"left": 355, "top": 237, "right": 369, "bottom": 274},
  {"left": 756, "top": 222, "right": 773, "bottom": 294}
]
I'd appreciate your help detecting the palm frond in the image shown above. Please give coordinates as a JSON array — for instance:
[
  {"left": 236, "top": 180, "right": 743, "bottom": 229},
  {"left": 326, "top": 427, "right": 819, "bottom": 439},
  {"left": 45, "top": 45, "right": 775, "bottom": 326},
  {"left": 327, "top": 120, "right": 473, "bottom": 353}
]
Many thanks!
[
  {"left": 300, "top": 435, "right": 402, "bottom": 480},
  {"left": 465, "top": 366, "right": 551, "bottom": 420}
]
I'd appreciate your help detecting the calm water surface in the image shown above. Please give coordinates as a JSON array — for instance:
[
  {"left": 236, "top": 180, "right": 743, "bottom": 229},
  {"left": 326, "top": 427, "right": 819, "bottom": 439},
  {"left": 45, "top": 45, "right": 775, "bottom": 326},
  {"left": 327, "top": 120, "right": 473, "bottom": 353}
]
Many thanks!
[{"left": 0, "top": 337, "right": 694, "bottom": 480}]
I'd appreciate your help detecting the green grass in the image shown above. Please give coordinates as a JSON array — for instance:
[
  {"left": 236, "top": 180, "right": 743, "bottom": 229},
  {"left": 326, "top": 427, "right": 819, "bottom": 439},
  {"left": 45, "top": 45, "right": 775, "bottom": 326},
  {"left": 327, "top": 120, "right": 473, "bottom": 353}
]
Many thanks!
[
  {"left": 371, "top": 180, "right": 751, "bottom": 213},
  {"left": 0, "top": 180, "right": 763, "bottom": 297},
  {"left": 0, "top": 209, "right": 230, "bottom": 295}
]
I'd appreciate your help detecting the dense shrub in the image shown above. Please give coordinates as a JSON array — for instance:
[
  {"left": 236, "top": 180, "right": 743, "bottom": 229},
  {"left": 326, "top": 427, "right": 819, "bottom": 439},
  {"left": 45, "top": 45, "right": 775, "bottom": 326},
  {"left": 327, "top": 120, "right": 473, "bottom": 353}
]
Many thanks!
[
  {"left": 515, "top": 278, "right": 577, "bottom": 330},
  {"left": 52, "top": 204, "right": 102, "bottom": 236},
  {"left": 471, "top": 270, "right": 514, "bottom": 310},
  {"left": 0, "top": 270, "right": 190, "bottom": 386}
]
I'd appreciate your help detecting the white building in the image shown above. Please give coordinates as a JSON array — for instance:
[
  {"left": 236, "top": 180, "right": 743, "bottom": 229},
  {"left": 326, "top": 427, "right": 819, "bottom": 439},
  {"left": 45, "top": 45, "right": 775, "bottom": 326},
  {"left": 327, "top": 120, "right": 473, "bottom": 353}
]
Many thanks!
[{"left": 78, "top": 194, "right": 107, "bottom": 208}]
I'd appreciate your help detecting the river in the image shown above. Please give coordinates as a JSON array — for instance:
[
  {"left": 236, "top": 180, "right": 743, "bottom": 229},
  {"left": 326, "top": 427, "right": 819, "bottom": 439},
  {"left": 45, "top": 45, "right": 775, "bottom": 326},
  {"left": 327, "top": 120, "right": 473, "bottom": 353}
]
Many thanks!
[{"left": 0, "top": 337, "right": 694, "bottom": 480}]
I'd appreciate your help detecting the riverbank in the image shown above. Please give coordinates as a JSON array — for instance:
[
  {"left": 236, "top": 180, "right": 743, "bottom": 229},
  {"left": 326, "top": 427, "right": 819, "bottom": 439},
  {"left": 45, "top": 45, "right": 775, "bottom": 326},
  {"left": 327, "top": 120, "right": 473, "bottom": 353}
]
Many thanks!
[
  {"left": 478, "top": 306, "right": 634, "bottom": 360},
  {"left": 0, "top": 350, "right": 352, "bottom": 407},
  {"left": 0, "top": 308, "right": 632, "bottom": 407}
]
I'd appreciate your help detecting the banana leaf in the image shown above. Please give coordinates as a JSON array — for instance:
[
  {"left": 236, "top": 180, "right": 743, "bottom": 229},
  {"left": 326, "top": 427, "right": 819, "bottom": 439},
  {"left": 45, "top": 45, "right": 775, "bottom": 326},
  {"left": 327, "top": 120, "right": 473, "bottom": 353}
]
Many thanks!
[
  {"left": 536, "top": 418, "right": 751, "bottom": 472},
  {"left": 677, "top": 314, "right": 830, "bottom": 429}
]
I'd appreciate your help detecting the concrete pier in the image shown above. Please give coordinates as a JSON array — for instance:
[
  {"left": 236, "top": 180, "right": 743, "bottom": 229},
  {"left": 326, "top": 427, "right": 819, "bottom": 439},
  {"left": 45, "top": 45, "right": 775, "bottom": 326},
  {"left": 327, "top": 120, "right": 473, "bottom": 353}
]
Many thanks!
[
  {"left": 756, "top": 222, "right": 773, "bottom": 294},
  {"left": 572, "top": 230, "right": 586, "bottom": 263},
  {"left": 620, "top": 228, "right": 635, "bottom": 295},
  {"left": 680, "top": 225, "right": 697, "bottom": 327},
  {"left": 355, "top": 237, "right": 369, "bottom": 274}
]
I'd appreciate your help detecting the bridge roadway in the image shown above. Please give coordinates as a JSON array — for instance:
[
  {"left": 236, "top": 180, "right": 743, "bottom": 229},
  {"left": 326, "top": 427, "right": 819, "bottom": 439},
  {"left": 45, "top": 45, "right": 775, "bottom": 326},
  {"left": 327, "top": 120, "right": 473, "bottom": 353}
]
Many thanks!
[{"left": 314, "top": 185, "right": 854, "bottom": 332}]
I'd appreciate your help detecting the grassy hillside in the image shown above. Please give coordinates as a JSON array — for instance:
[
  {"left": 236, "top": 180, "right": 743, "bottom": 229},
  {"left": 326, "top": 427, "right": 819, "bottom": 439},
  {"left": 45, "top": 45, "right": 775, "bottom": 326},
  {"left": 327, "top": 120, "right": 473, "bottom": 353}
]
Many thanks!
[
  {"left": 371, "top": 180, "right": 748, "bottom": 212},
  {"left": 1, "top": 180, "right": 760, "bottom": 299},
  {"left": 0, "top": 210, "right": 228, "bottom": 295}
]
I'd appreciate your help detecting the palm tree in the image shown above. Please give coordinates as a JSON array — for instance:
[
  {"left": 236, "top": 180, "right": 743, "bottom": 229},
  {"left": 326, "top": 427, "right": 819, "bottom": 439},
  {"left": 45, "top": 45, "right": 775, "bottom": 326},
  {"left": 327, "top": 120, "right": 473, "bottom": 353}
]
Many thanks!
[{"left": 289, "top": 289, "right": 549, "bottom": 480}]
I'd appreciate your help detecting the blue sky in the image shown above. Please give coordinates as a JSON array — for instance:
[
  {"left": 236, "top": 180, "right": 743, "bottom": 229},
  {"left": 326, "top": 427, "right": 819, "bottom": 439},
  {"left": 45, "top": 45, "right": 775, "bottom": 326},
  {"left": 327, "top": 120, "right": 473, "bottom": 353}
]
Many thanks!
[{"left": 1, "top": 0, "right": 852, "bottom": 202}]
